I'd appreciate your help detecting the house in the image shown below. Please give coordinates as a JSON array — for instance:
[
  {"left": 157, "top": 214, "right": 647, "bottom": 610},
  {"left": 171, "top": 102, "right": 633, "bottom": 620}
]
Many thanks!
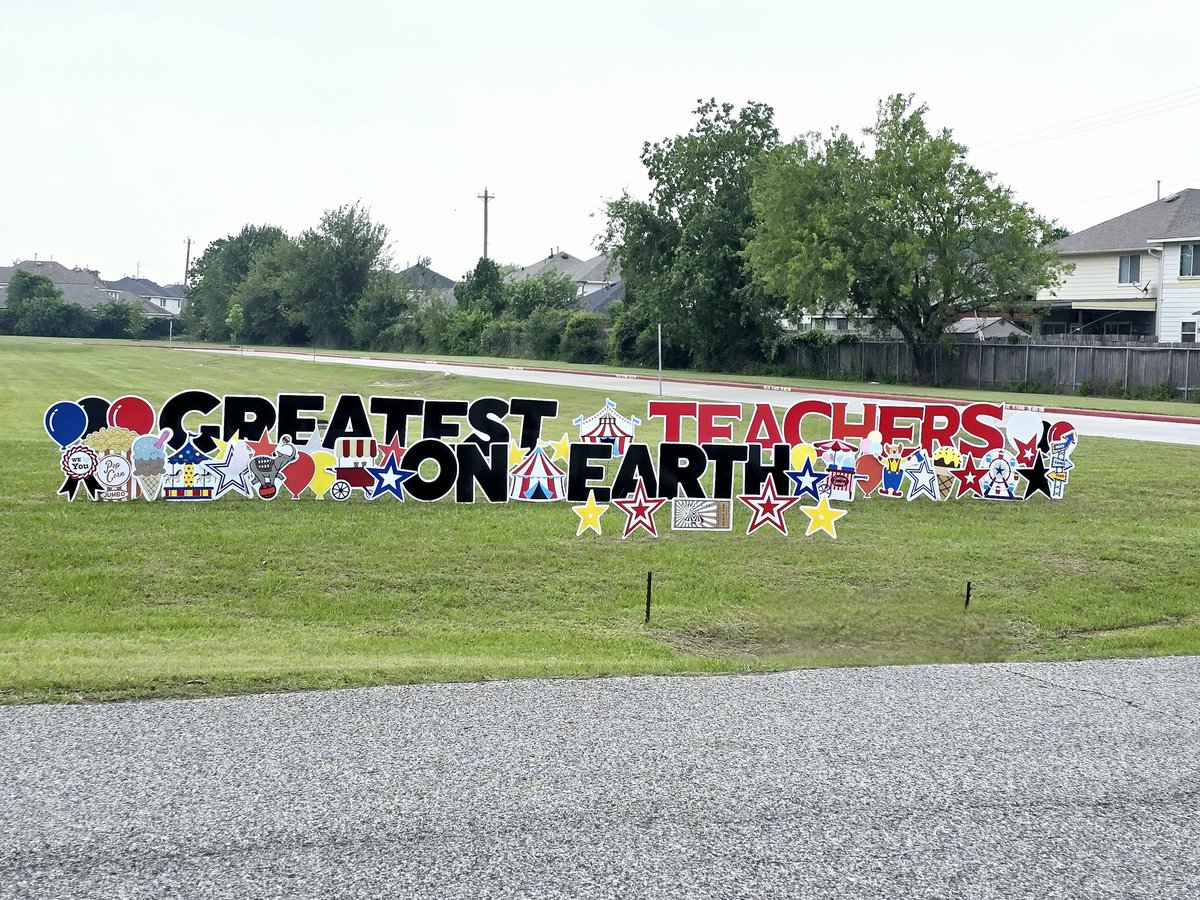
[
  {"left": 1038, "top": 189, "right": 1200, "bottom": 342},
  {"left": 945, "top": 314, "right": 1029, "bottom": 341},
  {"left": 396, "top": 262, "right": 456, "bottom": 306},
  {"left": 101, "top": 277, "right": 187, "bottom": 315},
  {"left": 506, "top": 249, "right": 623, "bottom": 310},
  {"left": 0, "top": 260, "right": 176, "bottom": 319}
]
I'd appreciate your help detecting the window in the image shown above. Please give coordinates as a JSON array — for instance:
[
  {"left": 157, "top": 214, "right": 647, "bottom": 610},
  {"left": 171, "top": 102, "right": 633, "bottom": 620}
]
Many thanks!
[
  {"left": 1181, "top": 244, "right": 1198, "bottom": 277},
  {"left": 836, "top": 318, "right": 849, "bottom": 332},
  {"left": 1118, "top": 254, "right": 1141, "bottom": 283},
  {"left": 1183, "top": 321, "right": 1196, "bottom": 343}
]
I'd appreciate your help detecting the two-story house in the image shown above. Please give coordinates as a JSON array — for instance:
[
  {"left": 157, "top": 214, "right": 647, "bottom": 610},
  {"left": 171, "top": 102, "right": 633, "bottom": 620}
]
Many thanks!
[
  {"left": 1039, "top": 188, "right": 1200, "bottom": 341},
  {"left": 506, "top": 249, "right": 624, "bottom": 311}
]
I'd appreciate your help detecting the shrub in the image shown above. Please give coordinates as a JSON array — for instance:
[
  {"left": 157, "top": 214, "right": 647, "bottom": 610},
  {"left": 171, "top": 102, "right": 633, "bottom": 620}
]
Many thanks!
[{"left": 559, "top": 312, "right": 607, "bottom": 364}]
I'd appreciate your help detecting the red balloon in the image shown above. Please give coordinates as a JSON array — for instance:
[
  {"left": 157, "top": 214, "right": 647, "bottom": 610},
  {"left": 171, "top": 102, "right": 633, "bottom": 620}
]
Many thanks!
[
  {"left": 107, "top": 395, "right": 156, "bottom": 435},
  {"left": 855, "top": 454, "right": 884, "bottom": 497},
  {"left": 282, "top": 451, "right": 316, "bottom": 499}
]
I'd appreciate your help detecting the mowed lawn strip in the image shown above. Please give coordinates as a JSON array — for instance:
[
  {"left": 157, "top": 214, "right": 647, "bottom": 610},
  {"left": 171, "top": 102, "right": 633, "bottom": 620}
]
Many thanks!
[
  {"left": 0, "top": 338, "right": 1197, "bottom": 703},
  {"left": 20, "top": 336, "right": 1200, "bottom": 418}
]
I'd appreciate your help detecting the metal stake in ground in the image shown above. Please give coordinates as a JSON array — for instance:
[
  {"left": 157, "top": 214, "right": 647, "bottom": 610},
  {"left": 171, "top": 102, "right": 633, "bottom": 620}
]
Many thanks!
[
  {"left": 965, "top": 581, "right": 972, "bottom": 610},
  {"left": 645, "top": 571, "right": 653, "bottom": 624}
]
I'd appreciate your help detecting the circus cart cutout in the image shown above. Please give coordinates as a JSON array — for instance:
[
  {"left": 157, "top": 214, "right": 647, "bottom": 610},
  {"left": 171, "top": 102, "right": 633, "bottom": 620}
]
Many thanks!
[
  {"left": 573, "top": 398, "right": 640, "bottom": 457},
  {"left": 509, "top": 446, "right": 566, "bottom": 501},
  {"left": 329, "top": 437, "right": 378, "bottom": 501}
]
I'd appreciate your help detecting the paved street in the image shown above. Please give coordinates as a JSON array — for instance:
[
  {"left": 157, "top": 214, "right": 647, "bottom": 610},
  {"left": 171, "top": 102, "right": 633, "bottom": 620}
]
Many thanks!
[
  {"left": 175, "top": 346, "right": 1200, "bottom": 446},
  {"left": 2, "top": 657, "right": 1197, "bottom": 899}
]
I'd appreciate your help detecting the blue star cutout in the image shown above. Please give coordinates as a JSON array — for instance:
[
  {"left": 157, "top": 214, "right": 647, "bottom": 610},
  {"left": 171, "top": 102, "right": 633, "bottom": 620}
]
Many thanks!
[
  {"left": 367, "top": 459, "right": 416, "bottom": 500},
  {"left": 786, "top": 458, "right": 828, "bottom": 500}
]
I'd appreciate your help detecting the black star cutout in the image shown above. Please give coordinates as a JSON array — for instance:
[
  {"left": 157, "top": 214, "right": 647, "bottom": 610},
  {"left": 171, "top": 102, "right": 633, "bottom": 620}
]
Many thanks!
[{"left": 1019, "top": 451, "right": 1054, "bottom": 500}]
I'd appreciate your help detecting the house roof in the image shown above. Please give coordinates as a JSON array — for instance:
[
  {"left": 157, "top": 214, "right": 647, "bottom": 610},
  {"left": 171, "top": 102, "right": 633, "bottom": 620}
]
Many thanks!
[
  {"left": 1054, "top": 188, "right": 1200, "bottom": 254},
  {"left": 0, "top": 269, "right": 175, "bottom": 316},
  {"left": 581, "top": 280, "right": 625, "bottom": 312},
  {"left": 397, "top": 263, "right": 455, "bottom": 291},
  {"left": 102, "top": 277, "right": 186, "bottom": 300},
  {"left": 0, "top": 260, "right": 101, "bottom": 285},
  {"left": 507, "top": 251, "right": 619, "bottom": 285},
  {"left": 946, "top": 315, "right": 1028, "bottom": 337}
]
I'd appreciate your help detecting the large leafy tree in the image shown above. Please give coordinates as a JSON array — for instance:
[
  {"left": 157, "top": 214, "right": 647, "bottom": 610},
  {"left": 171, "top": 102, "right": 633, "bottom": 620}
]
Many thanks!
[
  {"left": 506, "top": 270, "right": 579, "bottom": 319},
  {"left": 454, "top": 257, "right": 506, "bottom": 317},
  {"left": 349, "top": 270, "right": 417, "bottom": 350},
  {"left": 747, "top": 94, "right": 1067, "bottom": 381},
  {"left": 601, "top": 99, "right": 784, "bottom": 369},
  {"left": 228, "top": 237, "right": 300, "bottom": 345},
  {"left": 184, "top": 224, "right": 287, "bottom": 340},
  {"left": 287, "top": 203, "right": 390, "bottom": 347}
]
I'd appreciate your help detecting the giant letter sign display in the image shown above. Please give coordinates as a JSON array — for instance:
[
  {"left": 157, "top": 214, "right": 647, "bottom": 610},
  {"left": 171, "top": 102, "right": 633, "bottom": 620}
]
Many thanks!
[{"left": 43, "top": 392, "right": 1077, "bottom": 539}]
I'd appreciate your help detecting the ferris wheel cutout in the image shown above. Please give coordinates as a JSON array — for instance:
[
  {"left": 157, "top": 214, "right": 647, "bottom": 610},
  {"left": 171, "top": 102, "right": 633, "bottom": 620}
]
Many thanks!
[{"left": 980, "top": 448, "right": 1019, "bottom": 500}]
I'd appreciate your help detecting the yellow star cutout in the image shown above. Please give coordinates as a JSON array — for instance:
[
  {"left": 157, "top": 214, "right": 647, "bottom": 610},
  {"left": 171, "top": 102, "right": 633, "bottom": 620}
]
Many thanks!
[
  {"left": 210, "top": 430, "right": 241, "bottom": 459},
  {"left": 507, "top": 441, "right": 527, "bottom": 467},
  {"left": 572, "top": 492, "right": 608, "bottom": 536},
  {"left": 800, "top": 496, "right": 847, "bottom": 539},
  {"left": 548, "top": 432, "right": 571, "bottom": 462}
]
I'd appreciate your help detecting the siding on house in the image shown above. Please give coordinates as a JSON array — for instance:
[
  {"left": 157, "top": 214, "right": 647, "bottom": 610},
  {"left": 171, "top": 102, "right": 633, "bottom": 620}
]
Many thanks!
[
  {"left": 1158, "top": 243, "right": 1200, "bottom": 341},
  {"left": 1039, "top": 252, "right": 1156, "bottom": 305}
]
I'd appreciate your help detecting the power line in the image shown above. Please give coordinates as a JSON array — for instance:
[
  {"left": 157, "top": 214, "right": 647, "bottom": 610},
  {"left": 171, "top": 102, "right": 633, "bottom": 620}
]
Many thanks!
[
  {"left": 976, "top": 86, "right": 1200, "bottom": 153},
  {"left": 1037, "top": 177, "right": 1199, "bottom": 216}
]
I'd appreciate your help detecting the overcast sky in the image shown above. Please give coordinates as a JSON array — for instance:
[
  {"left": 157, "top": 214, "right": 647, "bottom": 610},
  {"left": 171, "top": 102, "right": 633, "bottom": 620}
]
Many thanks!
[{"left": 3, "top": 0, "right": 1196, "bottom": 286}]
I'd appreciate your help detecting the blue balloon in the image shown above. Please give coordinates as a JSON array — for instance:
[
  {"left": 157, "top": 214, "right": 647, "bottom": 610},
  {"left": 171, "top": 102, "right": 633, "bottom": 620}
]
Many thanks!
[{"left": 44, "top": 401, "right": 88, "bottom": 449}]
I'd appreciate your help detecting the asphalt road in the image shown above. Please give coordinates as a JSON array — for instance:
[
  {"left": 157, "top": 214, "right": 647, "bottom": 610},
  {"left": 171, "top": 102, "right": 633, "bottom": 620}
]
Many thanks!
[
  {"left": 2, "top": 657, "right": 1197, "bottom": 899},
  {"left": 175, "top": 346, "right": 1200, "bottom": 445}
]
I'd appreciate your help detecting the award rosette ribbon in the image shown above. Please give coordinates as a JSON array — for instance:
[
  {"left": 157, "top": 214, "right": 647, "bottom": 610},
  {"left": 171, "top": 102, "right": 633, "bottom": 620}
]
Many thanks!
[{"left": 59, "top": 445, "right": 101, "bottom": 501}]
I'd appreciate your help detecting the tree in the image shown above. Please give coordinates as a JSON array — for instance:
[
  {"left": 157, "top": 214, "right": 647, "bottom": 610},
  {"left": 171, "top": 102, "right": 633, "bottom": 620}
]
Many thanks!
[
  {"left": 601, "top": 99, "right": 784, "bottom": 369},
  {"left": 506, "top": 270, "right": 579, "bottom": 319},
  {"left": 229, "top": 237, "right": 302, "bottom": 345},
  {"left": 184, "top": 224, "right": 287, "bottom": 340},
  {"left": 559, "top": 312, "right": 607, "bottom": 363},
  {"left": 286, "top": 203, "right": 389, "bottom": 347},
  {"left": 225, "top": 303, "right": 244, "bottom": 344},
  {"left": 521, "top": 306, "right": 570, "bottom": 359},
  {"left": 747, "top": 95, "right": 1067, "bottom": 381},
  {"left": 349, "top": 270, "right": 416, "bottom": 349},
  {"left": 93, "top": 301, "right": 147, "bottom": 339},
  {"left": 6, "top": 270, "right": 61, "bottom": 306},
  {"left": 3, "top": 271, "right": 93, "bottom": 337},
  {"left": 454, "top": 257, "right": 506, "bottom": 317}
]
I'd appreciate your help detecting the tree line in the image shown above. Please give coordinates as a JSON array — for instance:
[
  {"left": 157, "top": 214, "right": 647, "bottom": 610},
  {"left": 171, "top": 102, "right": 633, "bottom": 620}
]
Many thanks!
[
  {"left": 0, "top": 270, "right": 161, "bottom": 340},
  {"left": 180, "top": 204, "right": 618, "bottom": 364},
  {"left": 5, "top": 95, "right": 1066, "bottom": 382},
  {"left": 603, "top": 94, "right": 1066, "bottom": 381}
]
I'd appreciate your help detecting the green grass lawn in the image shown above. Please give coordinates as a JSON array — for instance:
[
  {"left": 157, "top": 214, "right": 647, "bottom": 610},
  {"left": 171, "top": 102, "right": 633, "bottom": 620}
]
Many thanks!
[
  {"left": 1, "top": 336, "right": 1198, "bottom": 703},
  {"left": 127, "top": 336, "right": 1200, "bottom": 419}
]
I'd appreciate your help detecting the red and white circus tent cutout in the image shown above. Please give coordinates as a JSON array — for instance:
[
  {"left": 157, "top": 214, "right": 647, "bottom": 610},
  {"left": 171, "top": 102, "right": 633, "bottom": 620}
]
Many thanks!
[
  {"left": 573, "top": 398, "right": 640, "bottom": 457},
  {"left": 509, "top": 447, "right": 566, "bottom": 501}
]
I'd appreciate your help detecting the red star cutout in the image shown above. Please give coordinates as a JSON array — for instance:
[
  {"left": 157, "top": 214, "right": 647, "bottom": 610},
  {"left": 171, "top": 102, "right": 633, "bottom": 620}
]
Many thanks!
[
  {"left": 245, "top": 430, "right": 277, "bottom": 456},
  {"left": 950, "top": 453, "right": 988, "bottom": 498},
  {"left": 612, "top": 478, "right": 667, "bottom": 538},
  {"left": 737, "top": 477, "right": 801, "bottom": 535},
  {"left": 378, "top": 433, "right": 406, "bottom": 467},
  {"left": 1013, "top": 433, "right": 1039, "bottom": 467}
]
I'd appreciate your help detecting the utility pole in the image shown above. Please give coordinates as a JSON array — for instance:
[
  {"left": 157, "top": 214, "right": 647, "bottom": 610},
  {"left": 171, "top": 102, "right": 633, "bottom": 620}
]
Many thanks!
[
  {"left": 184, "top": 237, "right": 192, "bottom": 286},
  {"left": 477, "top": 188, "right": 494, "bottom": 260}
]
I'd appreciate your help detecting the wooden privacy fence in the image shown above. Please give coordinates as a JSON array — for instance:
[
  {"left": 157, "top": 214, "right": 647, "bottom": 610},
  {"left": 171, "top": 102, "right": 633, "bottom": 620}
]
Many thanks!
[{"left": 782, "top": 341, "right": 1200, "bottom": 399}]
